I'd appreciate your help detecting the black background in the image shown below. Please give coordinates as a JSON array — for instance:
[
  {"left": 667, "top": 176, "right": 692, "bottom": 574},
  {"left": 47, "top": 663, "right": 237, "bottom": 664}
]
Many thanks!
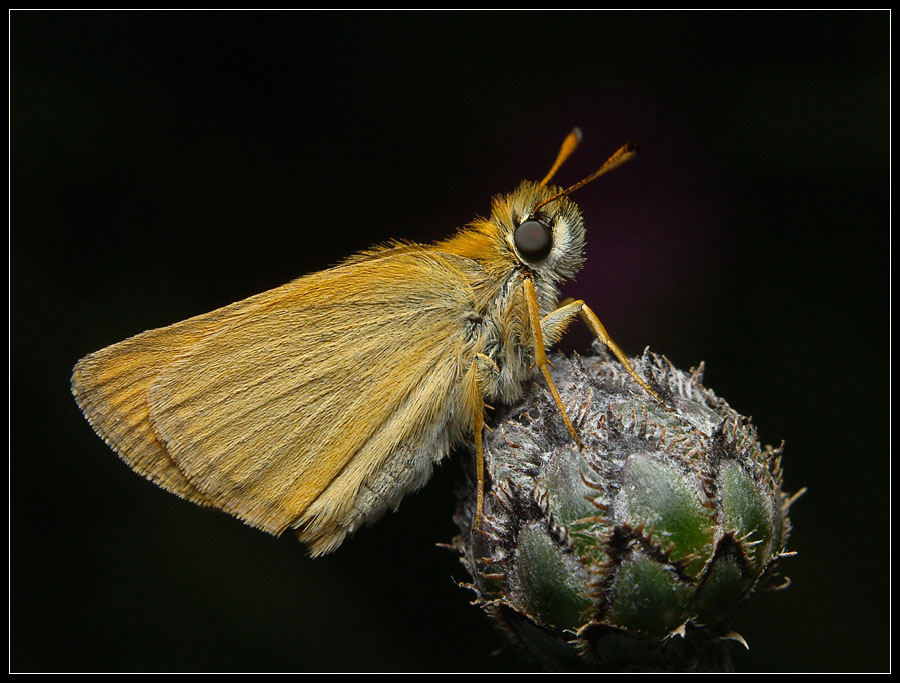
[{"left": 11, "top": 10, "right": 889, "bottom": 673}]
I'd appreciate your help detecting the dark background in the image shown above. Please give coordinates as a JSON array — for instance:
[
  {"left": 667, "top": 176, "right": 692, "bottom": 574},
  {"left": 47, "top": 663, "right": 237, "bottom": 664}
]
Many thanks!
[{"left": 11, "top": 10, "right": 889, "bottom": 673}]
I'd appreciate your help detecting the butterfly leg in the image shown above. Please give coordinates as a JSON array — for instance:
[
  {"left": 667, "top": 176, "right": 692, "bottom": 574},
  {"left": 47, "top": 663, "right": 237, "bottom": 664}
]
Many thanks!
[
  {"left": 540, "top": 298, "right": 585, "bottom": 348},
  {"left": 577, "top": 302, "right": 663, "bottom": 404},
  {"left": 546, "top": 295, "right": 663, "bottom": 404},
  {"left": 468, "top": 353, "right": 499, "bottom": 531},
  {"left": 522, "top": 278, "right": 584, "bottom": 449}
]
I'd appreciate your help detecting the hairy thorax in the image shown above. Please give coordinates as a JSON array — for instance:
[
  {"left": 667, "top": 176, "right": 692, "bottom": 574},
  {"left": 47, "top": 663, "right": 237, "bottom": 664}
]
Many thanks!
[{"left": 469, "top": 264, "right": 562, "bottom": 406}]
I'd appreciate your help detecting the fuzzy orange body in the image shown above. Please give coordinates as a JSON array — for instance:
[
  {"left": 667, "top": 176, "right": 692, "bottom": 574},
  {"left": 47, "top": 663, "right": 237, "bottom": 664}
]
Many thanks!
[{"left": 72, "top": 132, "right": 657, "bottom": 555}]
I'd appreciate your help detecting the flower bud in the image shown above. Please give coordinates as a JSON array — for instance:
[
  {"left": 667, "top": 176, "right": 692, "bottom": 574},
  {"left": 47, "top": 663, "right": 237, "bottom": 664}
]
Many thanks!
[{"left": 452, "top": 344, "right": 800, "bottom": 672}]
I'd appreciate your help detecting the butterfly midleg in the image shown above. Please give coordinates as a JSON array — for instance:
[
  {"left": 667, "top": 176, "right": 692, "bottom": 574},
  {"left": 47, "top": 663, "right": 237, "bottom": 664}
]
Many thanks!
[
  {"left": 540, "top": 298, "right": 584, "bottom": 347},
  {"left": 547, "top": 296, "right": 663, "bottom": 403},
  {"left": 523, "top": 280, "right": 665, "bottom": 454},
  {"left": 576, "top": 302, "right": 663, "bottom": 404}
]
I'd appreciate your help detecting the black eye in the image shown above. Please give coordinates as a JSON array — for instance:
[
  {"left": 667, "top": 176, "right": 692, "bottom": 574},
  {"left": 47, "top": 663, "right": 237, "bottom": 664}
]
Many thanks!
[{"left": 514, "top": 219, "right": 553, "bottom": 263}]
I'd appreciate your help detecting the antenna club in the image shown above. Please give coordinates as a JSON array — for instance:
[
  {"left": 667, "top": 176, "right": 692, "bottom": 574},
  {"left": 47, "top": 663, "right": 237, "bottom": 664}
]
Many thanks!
[{"left": 530, "top": 140, "right": 640, "bottom": 216}]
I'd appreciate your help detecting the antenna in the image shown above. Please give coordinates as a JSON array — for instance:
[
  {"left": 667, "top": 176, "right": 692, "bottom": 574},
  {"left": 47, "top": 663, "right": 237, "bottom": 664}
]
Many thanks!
[
  {"left": 532, "top": 141, "right": 639, "bottom": 216},
  {"left": 539, "top": 127, "right": 583, "bottom": 188}
]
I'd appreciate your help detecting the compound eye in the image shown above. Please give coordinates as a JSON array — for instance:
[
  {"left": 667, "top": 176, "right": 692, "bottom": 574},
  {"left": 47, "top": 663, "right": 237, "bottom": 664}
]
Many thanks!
[{"left": 514, "top": 219, "right": 553, "bottom": 263}]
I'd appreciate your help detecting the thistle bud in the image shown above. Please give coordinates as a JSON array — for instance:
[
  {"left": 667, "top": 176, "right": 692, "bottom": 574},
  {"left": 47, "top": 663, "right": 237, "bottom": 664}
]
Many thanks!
[{"left": 452, "top": 343, "right": 800, "bottom": 672}]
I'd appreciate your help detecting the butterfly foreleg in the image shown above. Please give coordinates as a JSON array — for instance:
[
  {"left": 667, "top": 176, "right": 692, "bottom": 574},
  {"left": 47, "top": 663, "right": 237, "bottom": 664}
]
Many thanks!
[{"left": 522, "top": 277, "right": 584, "bottom": 450}]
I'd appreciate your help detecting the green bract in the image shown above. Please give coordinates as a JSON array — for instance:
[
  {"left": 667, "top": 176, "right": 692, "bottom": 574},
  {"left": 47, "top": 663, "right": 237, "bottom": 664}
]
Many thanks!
[{"left": 453, "top": 344, "right": 799, "bottom": 672}]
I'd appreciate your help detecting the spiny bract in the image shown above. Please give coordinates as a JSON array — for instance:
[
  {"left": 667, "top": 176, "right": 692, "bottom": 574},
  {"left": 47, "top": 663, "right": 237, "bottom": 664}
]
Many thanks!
[{"left": 452, "top": 343, "right": 800, "bottom": 672}]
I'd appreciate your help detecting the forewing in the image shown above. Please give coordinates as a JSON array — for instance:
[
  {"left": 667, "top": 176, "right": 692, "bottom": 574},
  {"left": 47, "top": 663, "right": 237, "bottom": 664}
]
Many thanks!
[
  {"left": 146, "top": 249, "right": 479, "bottom": 536},
  {"left": 71, "top": 290, "right": 277, "bottom": 505}
]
